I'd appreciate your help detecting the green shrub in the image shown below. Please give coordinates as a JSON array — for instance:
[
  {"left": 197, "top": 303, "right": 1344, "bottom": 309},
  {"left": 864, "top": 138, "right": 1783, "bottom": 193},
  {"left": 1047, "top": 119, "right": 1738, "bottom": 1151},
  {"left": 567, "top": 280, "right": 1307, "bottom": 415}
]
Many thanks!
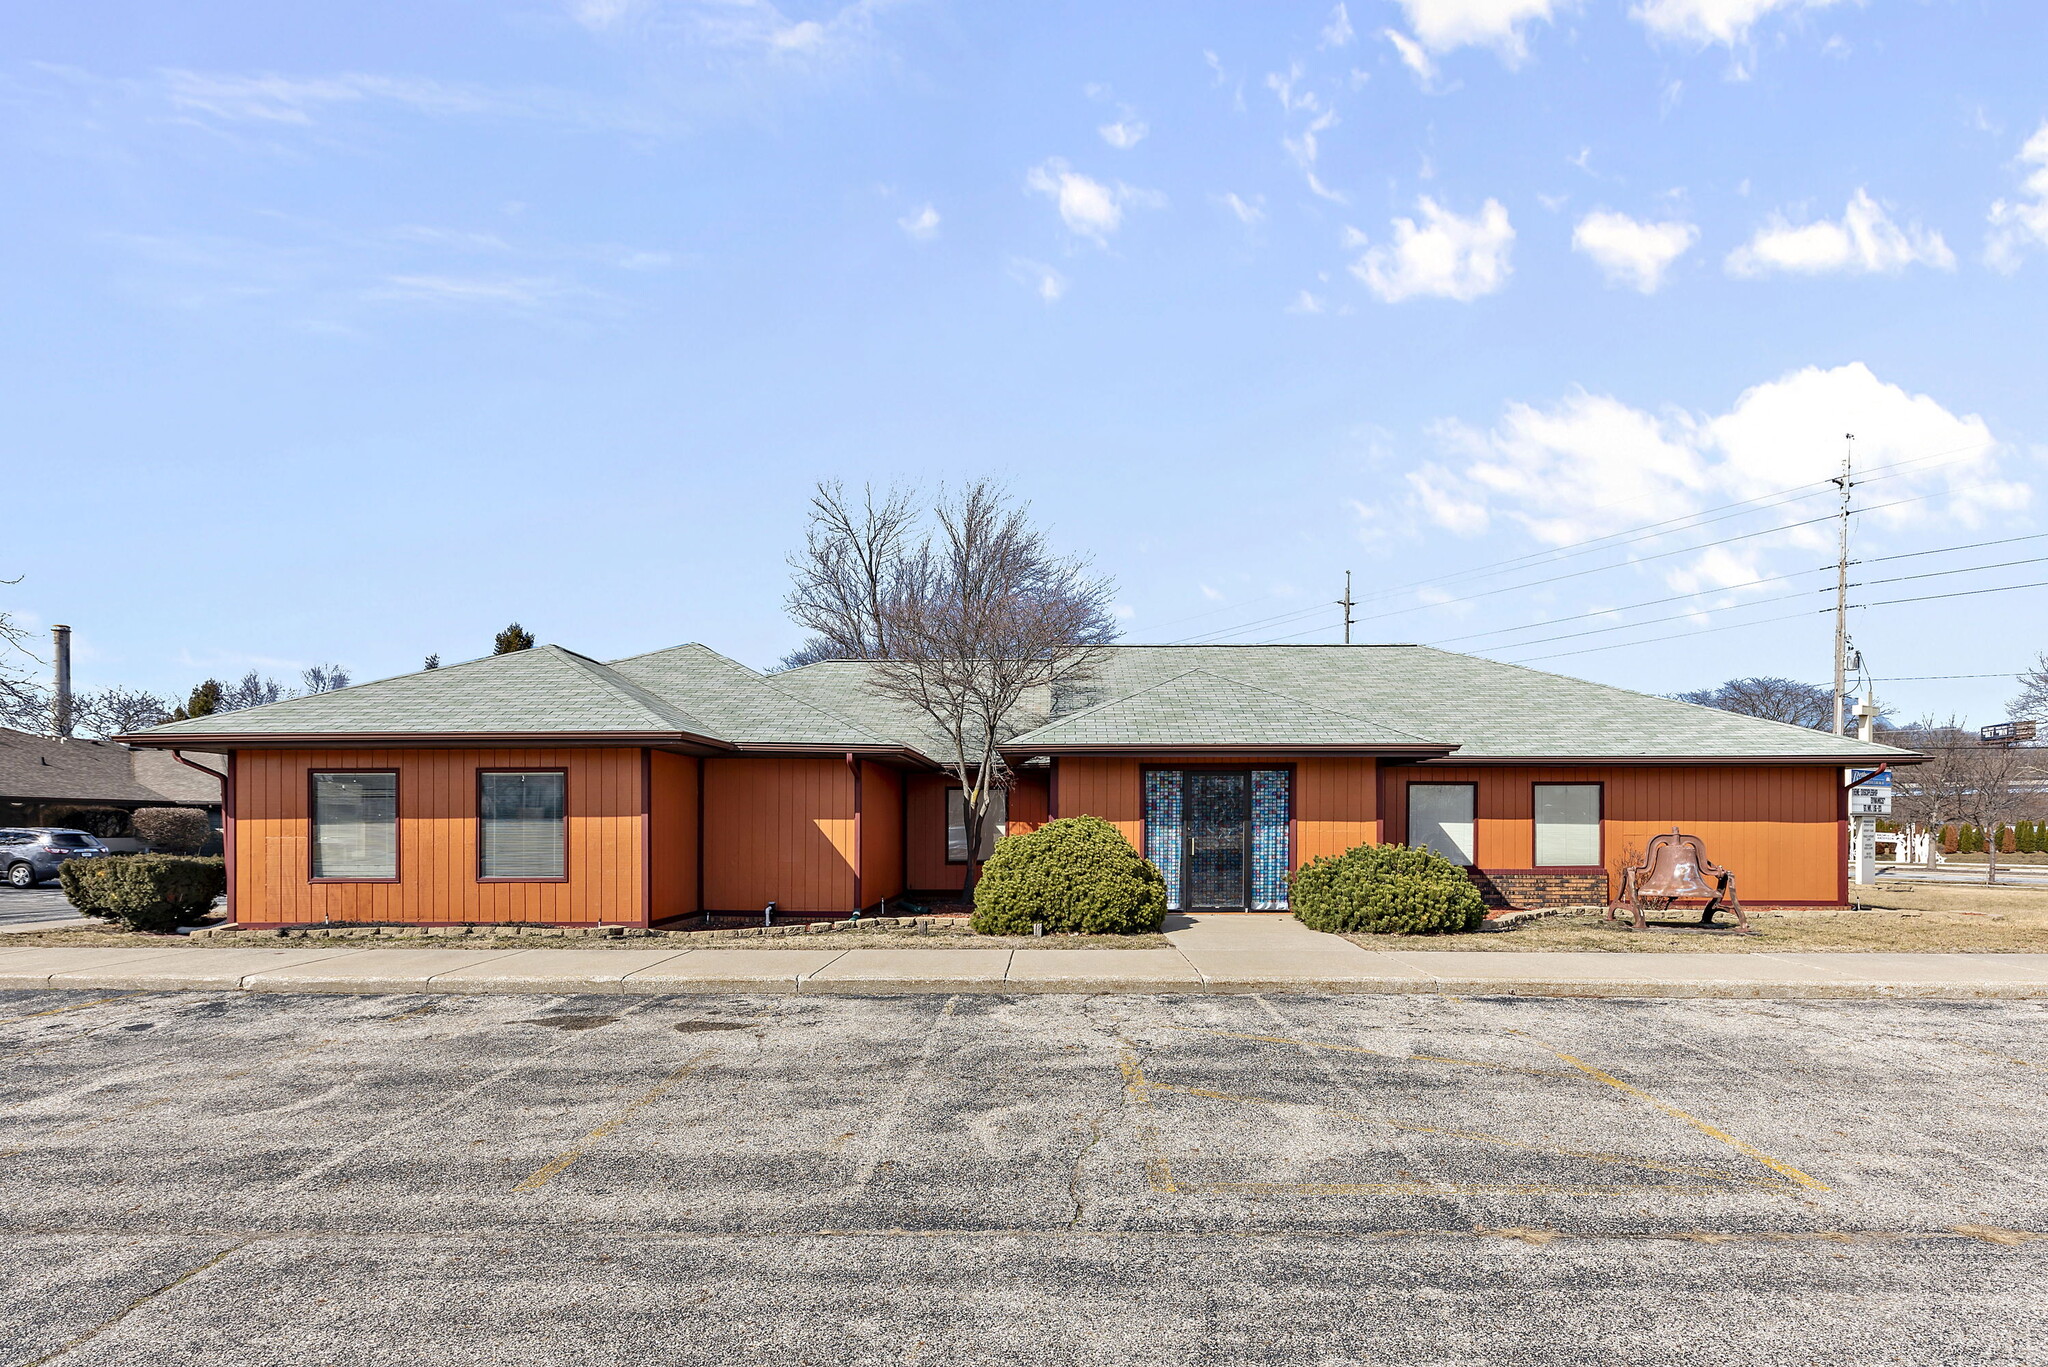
[
  {"left": 1291, "top": 841, "right": 1486, "bottom": 936},
  {"left": 42, "top": 805, "right": 130, "bottom": 838},
  {"left": 970, "top": 815, "right": 1167, "bottom": 936},
  {"left": 59, "top": 855, "right": 226, "bottom": 934},
  {"left": 129, "top": 806, "right": 214, "bottom": 854}
]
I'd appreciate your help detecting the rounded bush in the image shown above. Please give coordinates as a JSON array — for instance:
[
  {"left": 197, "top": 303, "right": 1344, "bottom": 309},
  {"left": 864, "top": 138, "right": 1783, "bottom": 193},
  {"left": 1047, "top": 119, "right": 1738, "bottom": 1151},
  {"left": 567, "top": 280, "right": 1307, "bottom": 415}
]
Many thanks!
[
  {"left": 60, "top": 854, "right": 226, "bottom": 934},
  {"left": 130, "top": 807, "right": 214, "bottom": 854},
  {"left": 970, "top": 814, "right": 1167, "bottom": 936},
  {"left": 1291, "top": 841, "right": 1485, "bottom": 936}
]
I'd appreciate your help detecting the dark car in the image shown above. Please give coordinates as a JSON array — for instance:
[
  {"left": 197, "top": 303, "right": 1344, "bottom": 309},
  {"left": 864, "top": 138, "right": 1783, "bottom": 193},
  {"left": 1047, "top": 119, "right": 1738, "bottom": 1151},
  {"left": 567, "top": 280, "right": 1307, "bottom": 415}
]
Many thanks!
[{"left": 0, "top": 827, "right": 110, "bottom": 888}]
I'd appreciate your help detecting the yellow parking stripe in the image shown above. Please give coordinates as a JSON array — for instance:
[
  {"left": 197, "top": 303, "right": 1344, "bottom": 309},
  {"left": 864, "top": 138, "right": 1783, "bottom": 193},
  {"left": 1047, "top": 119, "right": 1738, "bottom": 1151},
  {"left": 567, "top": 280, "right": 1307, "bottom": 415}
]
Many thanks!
[{"left": 514, "top": 1050, "right": 716, "bottom": 1191}]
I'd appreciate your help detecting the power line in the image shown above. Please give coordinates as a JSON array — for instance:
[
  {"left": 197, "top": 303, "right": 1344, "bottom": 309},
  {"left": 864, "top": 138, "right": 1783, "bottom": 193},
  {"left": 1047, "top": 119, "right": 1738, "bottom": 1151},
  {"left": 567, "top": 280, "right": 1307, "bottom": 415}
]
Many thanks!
[{"left": 1853, "top": 578, "right": 2048, "bottom": 610}]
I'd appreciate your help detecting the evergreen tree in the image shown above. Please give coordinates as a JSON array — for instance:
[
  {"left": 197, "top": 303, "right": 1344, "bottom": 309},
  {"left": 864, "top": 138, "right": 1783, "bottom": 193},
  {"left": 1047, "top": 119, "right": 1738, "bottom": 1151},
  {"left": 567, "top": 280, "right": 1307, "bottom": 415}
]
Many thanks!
[
  {"left": 493, "top": 623, "right": 535, "bottom": 654},
  {"left": 171, "top": 679, "right": 223, "bottom": 722}
]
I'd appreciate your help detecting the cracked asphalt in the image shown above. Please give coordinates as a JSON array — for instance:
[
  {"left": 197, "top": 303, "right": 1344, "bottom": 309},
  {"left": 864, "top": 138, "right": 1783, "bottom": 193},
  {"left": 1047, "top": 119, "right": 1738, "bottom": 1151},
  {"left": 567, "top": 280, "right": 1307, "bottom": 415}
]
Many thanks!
[{"left": 2, "top": 988, "right": 2044, "bottom": 1365}]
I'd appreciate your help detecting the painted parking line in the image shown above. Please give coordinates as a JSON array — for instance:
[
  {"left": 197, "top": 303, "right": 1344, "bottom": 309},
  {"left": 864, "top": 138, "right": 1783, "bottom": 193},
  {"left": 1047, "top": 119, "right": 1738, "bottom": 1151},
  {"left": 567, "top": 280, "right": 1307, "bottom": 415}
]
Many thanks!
[
  {"left": 1505, "top": 1029, "right": 1828, "bottom": 1191},
  {"left": 515, "top": 1048, "right": 718, "bottom": 1191},
  {"left": 1163, "top": 1025, "right": 1569, "bottom": 1077}
]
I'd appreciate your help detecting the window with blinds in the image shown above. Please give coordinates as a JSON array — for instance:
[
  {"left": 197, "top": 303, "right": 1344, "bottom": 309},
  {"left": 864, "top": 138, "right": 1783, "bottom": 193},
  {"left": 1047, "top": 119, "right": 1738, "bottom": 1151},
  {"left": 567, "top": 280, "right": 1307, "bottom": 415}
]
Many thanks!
[
  {"left": 1534, "top": 784, "right": 1601, "bottom": 867},
  {"left": 310, "top": 771, "right": 398, "bottom": 880},
  {"left": 479, "top": 771, "right": 567, "bottom": 879}
]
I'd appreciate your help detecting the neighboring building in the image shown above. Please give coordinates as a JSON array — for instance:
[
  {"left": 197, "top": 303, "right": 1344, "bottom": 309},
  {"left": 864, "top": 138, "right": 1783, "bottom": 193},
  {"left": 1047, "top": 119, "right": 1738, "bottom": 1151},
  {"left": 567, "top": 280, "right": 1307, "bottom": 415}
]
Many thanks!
[
  {"left": 120, "top": 643, "right": 1918, "bottom": 927},
  {"left": 0, "top": 727, "right": 223, "bottom": 837}
]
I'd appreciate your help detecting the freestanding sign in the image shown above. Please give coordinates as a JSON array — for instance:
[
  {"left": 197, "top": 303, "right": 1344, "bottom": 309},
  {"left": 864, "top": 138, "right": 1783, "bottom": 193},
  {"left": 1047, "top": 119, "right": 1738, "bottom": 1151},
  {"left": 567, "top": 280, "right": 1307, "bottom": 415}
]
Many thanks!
[{"left": 1847, "top": 768, "right": 1892, "bottom": 816}]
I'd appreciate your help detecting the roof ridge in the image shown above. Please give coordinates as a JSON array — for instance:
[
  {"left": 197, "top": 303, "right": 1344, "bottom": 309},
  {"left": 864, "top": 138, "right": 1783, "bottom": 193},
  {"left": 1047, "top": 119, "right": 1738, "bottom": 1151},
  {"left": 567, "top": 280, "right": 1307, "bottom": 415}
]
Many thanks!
[
  {"left": 607, "top": 643, "right": 905, "bottom": 750},
  {"left": 544, "top": 646, "right": 726, "bottom": 738}
]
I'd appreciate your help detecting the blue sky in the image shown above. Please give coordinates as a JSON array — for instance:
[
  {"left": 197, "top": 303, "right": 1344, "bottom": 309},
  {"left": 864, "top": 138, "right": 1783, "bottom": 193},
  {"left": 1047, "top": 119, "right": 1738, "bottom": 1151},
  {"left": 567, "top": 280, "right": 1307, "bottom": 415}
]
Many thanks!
[{"left": 4, "top": 0, "right": 2044, "bottom": 724}]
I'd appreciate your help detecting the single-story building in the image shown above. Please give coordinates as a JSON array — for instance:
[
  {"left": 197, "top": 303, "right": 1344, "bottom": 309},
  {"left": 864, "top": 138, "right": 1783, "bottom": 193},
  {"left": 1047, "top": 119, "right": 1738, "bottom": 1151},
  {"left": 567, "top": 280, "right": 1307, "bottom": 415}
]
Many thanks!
[
  {"left": 1, "top": 726, "right": 224, "bottom": 845},
  {"left": 120, "top": 643, "right": 1917, "bottom": 927}
]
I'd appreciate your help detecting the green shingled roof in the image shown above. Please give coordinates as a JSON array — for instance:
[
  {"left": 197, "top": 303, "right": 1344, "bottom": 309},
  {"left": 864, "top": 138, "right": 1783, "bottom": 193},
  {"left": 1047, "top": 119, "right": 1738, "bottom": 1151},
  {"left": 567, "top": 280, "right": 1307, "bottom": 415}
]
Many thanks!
[
  {"left": 124, "top": 640, "right": 1920, "bottom": 765},
  {"left": 1006, "top": 670, "right": 1447, "bottom": 750},
  {"left": 130, "top": 646, "right": 722, "bottom": 741}
]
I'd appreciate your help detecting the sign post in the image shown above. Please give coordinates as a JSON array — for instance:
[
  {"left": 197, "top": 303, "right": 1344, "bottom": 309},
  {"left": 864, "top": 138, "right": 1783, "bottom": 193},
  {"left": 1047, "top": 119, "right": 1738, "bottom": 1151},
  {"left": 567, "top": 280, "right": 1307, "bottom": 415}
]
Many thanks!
[{"left": 1846, "top": 768, "right": 1892, "bottom": 887}]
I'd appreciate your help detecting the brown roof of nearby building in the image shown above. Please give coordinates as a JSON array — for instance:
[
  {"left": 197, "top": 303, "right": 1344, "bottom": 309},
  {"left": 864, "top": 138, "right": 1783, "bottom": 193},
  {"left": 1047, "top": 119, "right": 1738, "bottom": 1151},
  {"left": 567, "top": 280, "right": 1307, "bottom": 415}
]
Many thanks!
[{"left": 0, "top": 728, "right": 221, "bottom": 806}]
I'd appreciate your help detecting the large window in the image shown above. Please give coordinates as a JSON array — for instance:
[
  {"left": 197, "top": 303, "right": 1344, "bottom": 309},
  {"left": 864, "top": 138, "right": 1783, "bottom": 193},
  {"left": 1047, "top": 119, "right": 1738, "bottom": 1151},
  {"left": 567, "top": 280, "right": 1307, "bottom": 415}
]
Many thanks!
[
  {"left": 1534, "top": 784, "right": 1601, "bottom": 867},
  {"left": 1407, "top": 783, "right": 1475, "bottom": 866},
  {"left": 479, "top": 770, "right": 567, "bottom": 880},
  {"left": 310, "top": 771, "right": 398, "bottom": 880},
  {"left": 945, "top": 788, "right": 1006, "bottom": 863}
]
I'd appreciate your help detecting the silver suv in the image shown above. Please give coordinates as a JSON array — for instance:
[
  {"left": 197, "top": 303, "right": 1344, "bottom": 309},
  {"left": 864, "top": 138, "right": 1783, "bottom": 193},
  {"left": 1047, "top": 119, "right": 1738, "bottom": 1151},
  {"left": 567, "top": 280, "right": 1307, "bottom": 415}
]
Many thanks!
[{"left": 1, "top": 828, "right": 110, "bottom": 887}]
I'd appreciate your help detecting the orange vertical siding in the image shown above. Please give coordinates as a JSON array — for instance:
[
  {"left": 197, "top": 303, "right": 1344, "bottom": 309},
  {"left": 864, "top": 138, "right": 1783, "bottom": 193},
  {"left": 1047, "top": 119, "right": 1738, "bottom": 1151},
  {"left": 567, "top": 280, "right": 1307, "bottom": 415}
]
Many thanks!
[
  {"left": 1056, "top": 757, "right": 1143, "bottom": 850},
  {"left": 648, "top": 751, "right": 700, "bottom": 921},
  {"left": 1383, "top": 764, "right": 1843, "bottom": 904},
  {"left": 858, "top": 761, "right": 905, "bottom": 907},
  {"left": 1294, "top": 757, "right": 1380, "bottom": 862},
  {"left": 1008, "top": 772, "right": 1050, "bottom": 834},
  {"left": 231, "top": 747, "right": 644, "bottom": 926},
  {"left": 905, "top": 774, "right": 963, "bottom": 891},
  {"left": 702, "top": 755, "right": 855, "bottom": 913}
]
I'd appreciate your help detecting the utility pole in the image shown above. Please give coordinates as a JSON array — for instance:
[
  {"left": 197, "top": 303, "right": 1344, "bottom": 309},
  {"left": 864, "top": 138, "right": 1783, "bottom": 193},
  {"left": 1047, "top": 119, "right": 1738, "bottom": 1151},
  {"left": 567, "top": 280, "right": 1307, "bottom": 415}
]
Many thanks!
[
  {"left": 1337, "top": 571, "right": 1355, "bottom": 645},
  {"left": 1831, "top": 434, "right": 1855, "bottom": 736}
]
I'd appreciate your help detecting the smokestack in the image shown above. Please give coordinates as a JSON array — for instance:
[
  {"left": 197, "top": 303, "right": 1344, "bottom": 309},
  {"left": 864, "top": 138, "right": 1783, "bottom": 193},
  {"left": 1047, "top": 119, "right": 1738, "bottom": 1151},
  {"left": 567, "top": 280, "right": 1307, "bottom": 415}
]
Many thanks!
[{"left": 52, "top": 625, "right": 72, "bottom": 739}]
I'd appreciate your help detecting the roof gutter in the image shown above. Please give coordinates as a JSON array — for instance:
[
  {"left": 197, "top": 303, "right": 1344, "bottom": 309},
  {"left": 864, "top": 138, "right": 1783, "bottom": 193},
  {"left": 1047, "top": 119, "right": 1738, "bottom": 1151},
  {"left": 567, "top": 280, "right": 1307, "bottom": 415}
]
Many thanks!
[
  {"left": 170, "top": 750, "right": 227, "bottom": 784},
  {"left": 118, "top": 730, "right": 739, "bottom": 752}
]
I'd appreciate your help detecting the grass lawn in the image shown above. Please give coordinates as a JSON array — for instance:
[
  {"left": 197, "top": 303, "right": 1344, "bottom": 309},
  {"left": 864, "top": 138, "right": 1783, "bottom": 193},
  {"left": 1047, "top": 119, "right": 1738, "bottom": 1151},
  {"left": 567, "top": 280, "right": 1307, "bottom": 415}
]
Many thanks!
[
  {"left": 0, "top": 923, "right": 1171, "bottom": 951},
  {"left": 1351, "top": 878, "right": 2048, "bottom": 953}
]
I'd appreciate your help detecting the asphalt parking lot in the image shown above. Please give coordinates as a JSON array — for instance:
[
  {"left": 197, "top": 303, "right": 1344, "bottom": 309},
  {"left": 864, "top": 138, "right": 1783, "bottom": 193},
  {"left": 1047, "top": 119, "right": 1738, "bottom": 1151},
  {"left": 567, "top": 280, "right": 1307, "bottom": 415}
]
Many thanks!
[{"left": 3, "top": 989, "right": 2044, "bottom": 1366}]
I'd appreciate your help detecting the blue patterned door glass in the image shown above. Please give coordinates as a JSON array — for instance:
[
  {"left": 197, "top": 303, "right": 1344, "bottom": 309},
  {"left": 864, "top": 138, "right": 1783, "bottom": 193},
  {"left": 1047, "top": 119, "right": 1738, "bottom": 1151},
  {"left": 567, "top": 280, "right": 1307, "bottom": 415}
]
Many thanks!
[
  {"left": 1143, "top": 770, "right": 1184, "bottom": 911},
  {"left": 1250, "top": 770, "right": 1291, "bottom": 910}
]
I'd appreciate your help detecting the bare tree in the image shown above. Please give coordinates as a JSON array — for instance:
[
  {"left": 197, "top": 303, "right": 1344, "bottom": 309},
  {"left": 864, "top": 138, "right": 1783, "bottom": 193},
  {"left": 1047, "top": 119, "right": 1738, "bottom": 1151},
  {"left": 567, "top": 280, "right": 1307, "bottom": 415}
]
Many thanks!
[
  {"left": 2013, "top": 652, "right": 2048, "bottom": 722},
  {"left": 1956, "top": 739, "right": 2035, "bottom": 885},
  {"left": 302, "top": 664, "right": 352, "bottom": 694},
  {"left": 1888, "top": 718, "right": 1978, "bottom": 869},
  {"left": 0, "top": 680, "right": 173, "bottom": 738},
  {"left": 866, "top": 481, "right": 1119, "bottom": 893},
  {"left": 1670, "top": 677, "right": 1862, "bottom": 731},
  {"left": 0, "top": 596, "right": 40, "bottom": 730},
  {"left": 780, "top": 481, "right": 919, "bottom": 670}
]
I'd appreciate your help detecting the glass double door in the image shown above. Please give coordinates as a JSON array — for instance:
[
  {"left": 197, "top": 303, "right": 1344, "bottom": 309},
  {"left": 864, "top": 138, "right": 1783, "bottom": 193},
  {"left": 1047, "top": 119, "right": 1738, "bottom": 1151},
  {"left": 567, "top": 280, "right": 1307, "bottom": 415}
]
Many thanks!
[{"left": 1183, "top": 771, "right": 1250, "bottom": 910}]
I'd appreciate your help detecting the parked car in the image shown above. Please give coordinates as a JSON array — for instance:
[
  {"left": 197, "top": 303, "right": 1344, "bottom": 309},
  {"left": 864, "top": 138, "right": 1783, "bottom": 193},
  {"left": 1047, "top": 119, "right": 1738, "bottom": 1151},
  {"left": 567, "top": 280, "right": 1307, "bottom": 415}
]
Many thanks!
[{"left": 0, "top": 828, "right": 110, "bottom": 887}]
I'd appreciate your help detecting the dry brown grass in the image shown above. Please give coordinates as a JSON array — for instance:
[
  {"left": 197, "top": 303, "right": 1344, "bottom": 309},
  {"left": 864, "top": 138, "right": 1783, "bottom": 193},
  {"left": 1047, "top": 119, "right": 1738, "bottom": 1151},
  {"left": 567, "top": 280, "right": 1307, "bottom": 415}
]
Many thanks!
[
  {"left": 1348, "top": 879, "right": 2048, "bottom": 953},
  {"left": 0, "top": 924, "right": 1168, "bottom": 951}
]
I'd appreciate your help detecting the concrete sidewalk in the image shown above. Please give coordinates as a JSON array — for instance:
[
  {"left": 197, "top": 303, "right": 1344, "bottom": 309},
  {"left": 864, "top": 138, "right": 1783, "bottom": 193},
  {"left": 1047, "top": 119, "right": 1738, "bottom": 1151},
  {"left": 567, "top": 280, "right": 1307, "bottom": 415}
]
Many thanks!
[{"left": 0, "top": 914, "right": 2044, "bottom": 997}]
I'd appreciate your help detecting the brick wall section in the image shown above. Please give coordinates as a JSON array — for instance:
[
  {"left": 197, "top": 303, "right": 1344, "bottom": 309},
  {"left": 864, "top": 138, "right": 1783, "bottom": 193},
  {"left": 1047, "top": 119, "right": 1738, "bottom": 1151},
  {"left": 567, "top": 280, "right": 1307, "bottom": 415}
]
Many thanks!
[{"left": 1468, "top": 869, "right": 1609, "bottom": 910}]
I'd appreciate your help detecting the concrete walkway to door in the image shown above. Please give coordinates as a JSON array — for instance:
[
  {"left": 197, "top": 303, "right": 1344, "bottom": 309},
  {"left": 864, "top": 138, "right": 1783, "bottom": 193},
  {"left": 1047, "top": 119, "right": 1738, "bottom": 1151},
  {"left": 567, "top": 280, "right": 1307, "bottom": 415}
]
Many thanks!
[{"left": 1162, "top": 912, "right": 1413, "bottom": 992}]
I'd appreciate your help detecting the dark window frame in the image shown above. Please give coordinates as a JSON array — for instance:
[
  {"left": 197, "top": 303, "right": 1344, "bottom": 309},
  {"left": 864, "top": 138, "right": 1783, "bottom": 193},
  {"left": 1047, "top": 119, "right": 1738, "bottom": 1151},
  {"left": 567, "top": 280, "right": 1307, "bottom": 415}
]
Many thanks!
[
  {"left": 1531, "top": 781, "right": 1605, "bottom": 871},
  {"left": 1404, "top": 779, "right": 1479, "bottom": 869},
  {"left": 476, "top": 767, "right": 571, "bottom": 884},
  {"left": 943, "top": 785, "right": 1007, "bottom": 865},
  {"left": 307, "top": 769, "right": 402, "bottom": 885}
]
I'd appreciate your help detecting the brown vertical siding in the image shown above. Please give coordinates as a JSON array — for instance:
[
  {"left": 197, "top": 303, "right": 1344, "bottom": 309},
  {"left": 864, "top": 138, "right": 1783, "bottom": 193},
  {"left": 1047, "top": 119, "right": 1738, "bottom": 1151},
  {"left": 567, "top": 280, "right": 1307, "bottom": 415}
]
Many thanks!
[
  {"left": 1385, "top": 764, "right": 1843, "bottom": 904},
  {"left": 905, "top": 773, "right": 963, "bottom": 891},
  {"left": 858, "top": 761, "right": 905, "bottom": 907},
  {"left": 648, "top": 751, "right": 700, "bottom": 921},
  {"left": 232, "top": 747, "right": 644, "bottom": 926},
  {"left": 1059, "top": 757, "right": 1144, "bottom": 849},
  {"left": 1294, "top": 757, "right": 1380, "bottom": 862},
  {"left": 702, "top": 755, "right": 855, "bottom": 913},
  {"left": 1008, "top": 772, "right": 1050, "bottom": 834}
]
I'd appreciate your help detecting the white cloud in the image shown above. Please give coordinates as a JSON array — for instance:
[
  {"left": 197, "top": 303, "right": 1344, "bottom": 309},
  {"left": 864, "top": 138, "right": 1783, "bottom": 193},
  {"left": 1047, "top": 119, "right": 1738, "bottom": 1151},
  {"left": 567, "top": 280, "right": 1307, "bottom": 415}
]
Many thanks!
[
  {"left": 1633, "top": 0, "right": 1840, "bottom": 47},
  {"left": 1098, "top": 117, "right": 1148, "bottom": 150},
  {"left": 1572, "top": 210, "right": 1698, "bottom": 292},
  {"left": 1280, "top": 106, "right": 1346, "bottom": 203},
  {"left": 1264, "top": 63, "right": 1319, "bottom": 114},
  {"left": 1389, "top": 0, "right": 1559, "bottom": 61},
  {"left": 1986, "top": 121, "right": 2048, "bottom": 273},
  {"left": 1025, "top": 159, "right": 1161, "bottom": 244},
  {"left": 158, "top": 69, "right": 498, "bottom": 124},
  {"left": 1726, "top": 190, "right": 1955, "bottom": 277},
  {"left": 1321, "top": 4, "right": 1356, "bottom": 48},
  {"left": 567, "top": 0, "right": 644, "bottom": 30},
  {"left": 1220, "top": 192, "right": 1266, "bottom": 225},
  {"left": 1406, "top": 364, "right": 2023, "bottom": 581},
  {"left": 1383, "top": 29, "right": 1437, "bottom": 84},
  {"left": 1287, "top": 290, "right": 1328, "bottom": 314},
  {"left": 367, "top": 274, "right": 580, "bottom": 309},
  {"left": 898, "top": 203, "right": 940, "bottom": 241},
  {"left": 1008, "top": 258, "right": 1068, "bottom": 302},
  {"left": 1349, "top": 198, "right": 1514, "bottom": 302}
]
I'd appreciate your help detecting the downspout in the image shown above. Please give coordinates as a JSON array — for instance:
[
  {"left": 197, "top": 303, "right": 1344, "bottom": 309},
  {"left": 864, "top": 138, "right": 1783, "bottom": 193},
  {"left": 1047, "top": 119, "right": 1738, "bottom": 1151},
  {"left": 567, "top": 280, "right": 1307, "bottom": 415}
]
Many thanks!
[{"left": 639, "top": 749, "right": 653, "bottom": 928}]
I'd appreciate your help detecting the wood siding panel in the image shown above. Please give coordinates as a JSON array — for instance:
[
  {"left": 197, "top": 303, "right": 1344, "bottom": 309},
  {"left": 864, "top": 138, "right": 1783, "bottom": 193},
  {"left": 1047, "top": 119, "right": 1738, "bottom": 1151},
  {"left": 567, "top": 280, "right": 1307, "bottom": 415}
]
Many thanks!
[
  {"left": 1294, "top": 757, "right": 1380, "bottom": 863},
  {"left": 702, "top": 755, "right": 854, "bottom": 913},
  {"left": 648, "top": 751, "right": 699, "bottom": 921},
  {"left": 1057, "top": 758, "right": 1143, "bottom": 851},
  {"left": 858, "top": 761, "right": 905, "bottom": 908},
  {"left": 904, "top": 774, "right": 963, "bottom": 892},
  {"left": 1385, "top": 764, "right": 1843, "bottom": 904},
  {"left": 231, "top": 747, "right": 644, "bottom": 926}
]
